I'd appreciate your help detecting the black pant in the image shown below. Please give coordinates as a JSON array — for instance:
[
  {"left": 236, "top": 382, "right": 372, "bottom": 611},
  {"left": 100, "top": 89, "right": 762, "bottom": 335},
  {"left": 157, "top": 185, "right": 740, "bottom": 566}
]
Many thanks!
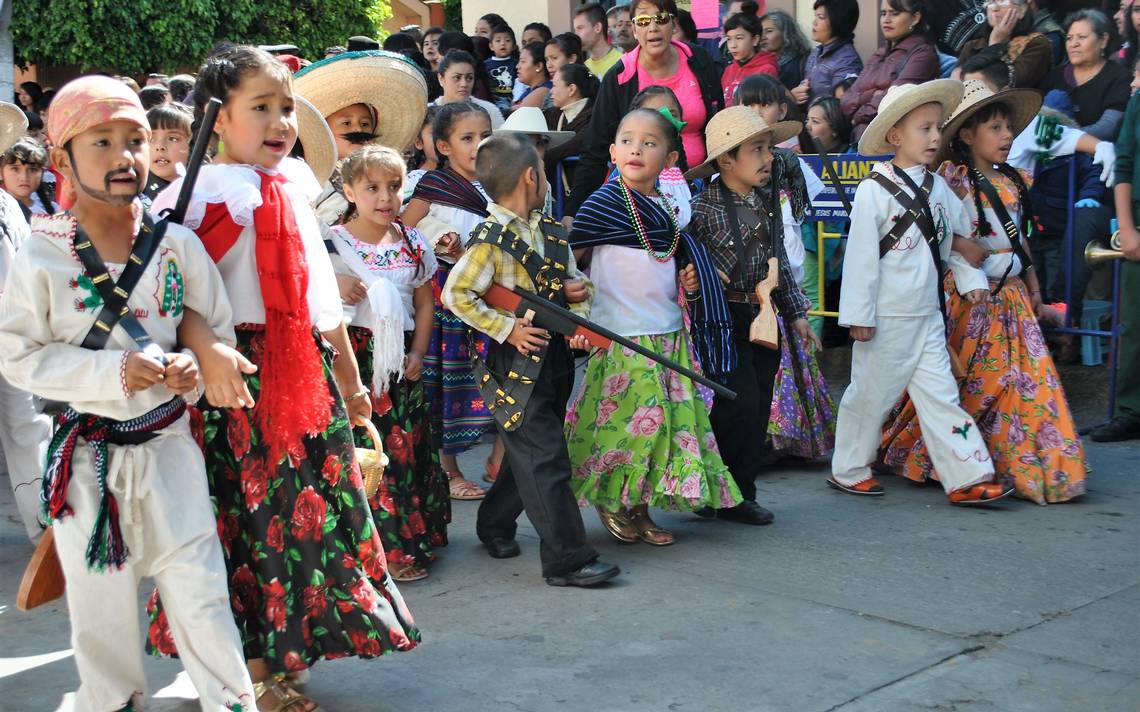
[
  {"left": 476, "top": 339, "right": 597, "bottom": 577},
  {"left": 707, "top": 303, "right": 782, "bottom": 504},
  {"left": 1032, "top": 204, "right": 1112, "bottom": 324}
]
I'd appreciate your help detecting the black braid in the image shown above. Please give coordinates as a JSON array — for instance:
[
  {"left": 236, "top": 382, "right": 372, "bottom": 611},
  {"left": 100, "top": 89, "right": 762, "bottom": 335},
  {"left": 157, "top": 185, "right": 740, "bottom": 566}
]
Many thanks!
[
  {"left": 396, "top": 219, "right": 425, "bottom": 280},
  {"left": 951, "top": 137, "right": 992, "bottom": 239},
  {"left": 995, "top": 162, "right": 1034, "bottom": 269}
]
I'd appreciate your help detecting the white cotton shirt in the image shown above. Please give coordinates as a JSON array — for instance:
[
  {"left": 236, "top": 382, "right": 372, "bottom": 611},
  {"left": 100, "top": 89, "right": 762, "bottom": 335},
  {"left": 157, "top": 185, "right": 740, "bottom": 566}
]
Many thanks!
[
  {"left": 327, "top": 224, "right": 438, "bottom": 329},
  {"left": 779, "top": 156, "right": 825, "bottom": 286},
  {"left": 839, "top": 162, "right": 971, "bottom": 327},
  {"left": 0, "top": 213, "right": 235, "bottom": 420},
  {"left": 151, "top": 158, "right": 344, "bottom": 332},
  {"left": 588, "top": 196, "right": 684, "bottom": 338},
  {"left": 0, "top": 191, "right": 30, "bottom": 294},
  {"left": 948, "top": 175, "right": 1031, "bottom": 295}
]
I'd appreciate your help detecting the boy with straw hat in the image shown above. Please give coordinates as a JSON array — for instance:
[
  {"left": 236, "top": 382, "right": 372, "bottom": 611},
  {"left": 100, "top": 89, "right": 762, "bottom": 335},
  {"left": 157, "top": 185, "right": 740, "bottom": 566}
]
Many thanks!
[
  {"left": 293, "top": 49, "right": 429, "bottom": 224},
  {"left": 686, "top": 106, "right": 816, "bottom": 525},
  {"left": 828, "top": 79, "right": 1012, "bottom": 506}
]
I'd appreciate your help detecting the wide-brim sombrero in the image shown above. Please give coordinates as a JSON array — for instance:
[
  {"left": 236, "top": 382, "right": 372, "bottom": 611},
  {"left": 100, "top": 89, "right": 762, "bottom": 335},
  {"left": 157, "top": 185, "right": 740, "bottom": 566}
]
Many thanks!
[
  {"left": 294, "top": 95, "right": 337, "bottom": 183},
  {"left": 494, "top": 107, "right": 575, "bottom": 150},
  {"left": 858, "top": 79, "right": 964, "bottom": 157},
  {"left": 0, "top": 102, "right": 29, "bottom": 155},
  {"left": 935, "top": 79, "right": 1043, "bottom": 166},
  {"left": 685, "top": 106, "right": 802, "bottom": 180},
  {"left": 293, "top": 50, "right": 428, "bottom": 154}
]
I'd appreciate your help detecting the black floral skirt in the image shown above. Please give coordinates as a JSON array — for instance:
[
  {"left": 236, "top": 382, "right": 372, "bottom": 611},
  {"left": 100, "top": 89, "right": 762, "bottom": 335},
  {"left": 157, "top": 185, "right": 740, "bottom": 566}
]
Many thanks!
[{"left": 147, "top": 326, "right": 420, "bottom": 672}]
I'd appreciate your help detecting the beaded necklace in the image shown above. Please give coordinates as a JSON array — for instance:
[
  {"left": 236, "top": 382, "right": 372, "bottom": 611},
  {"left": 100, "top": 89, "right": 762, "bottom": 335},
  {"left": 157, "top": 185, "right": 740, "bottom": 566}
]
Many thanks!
[{"left": 617, "top": 176, "right": 681, "bottom": 263}]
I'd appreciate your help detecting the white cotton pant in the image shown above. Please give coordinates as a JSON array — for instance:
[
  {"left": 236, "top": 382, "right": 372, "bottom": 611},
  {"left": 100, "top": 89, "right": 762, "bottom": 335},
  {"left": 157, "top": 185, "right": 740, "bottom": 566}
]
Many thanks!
[
  {"left": 0, "top": 373, "right": 51, "bottom": 541},
  {"left": 832, "top": 314, "right": 994, "bottom": 493},
  {"left": 54, "top": 414, "right": 256, "bottom": 712}
]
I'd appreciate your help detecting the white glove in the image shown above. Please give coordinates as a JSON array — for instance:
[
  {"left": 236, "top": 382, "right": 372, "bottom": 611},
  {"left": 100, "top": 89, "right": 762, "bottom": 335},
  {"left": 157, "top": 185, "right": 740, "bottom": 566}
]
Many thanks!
[{"left": 1093, "top": 141, "right": 1116, "bottom": 186}]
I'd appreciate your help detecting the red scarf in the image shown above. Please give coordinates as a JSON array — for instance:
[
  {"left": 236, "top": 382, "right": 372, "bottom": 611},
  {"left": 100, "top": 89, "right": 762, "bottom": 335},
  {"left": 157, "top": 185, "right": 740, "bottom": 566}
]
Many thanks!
[{"left": 198, "top": 172, "right": 332, "bottom": 464}]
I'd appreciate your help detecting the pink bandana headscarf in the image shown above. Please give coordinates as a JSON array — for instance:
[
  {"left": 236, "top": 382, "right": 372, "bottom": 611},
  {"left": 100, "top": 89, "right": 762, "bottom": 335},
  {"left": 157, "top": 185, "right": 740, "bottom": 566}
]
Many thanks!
[{"left": 47, "top": 76, "right": 151, "bottom": 209}]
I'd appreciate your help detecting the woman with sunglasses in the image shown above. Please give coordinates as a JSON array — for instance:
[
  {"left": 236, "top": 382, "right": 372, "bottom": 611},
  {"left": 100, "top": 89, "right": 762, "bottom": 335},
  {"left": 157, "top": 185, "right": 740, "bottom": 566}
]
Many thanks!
[{"left": 566, "top": 0, "right": 723, "bottom": 222}]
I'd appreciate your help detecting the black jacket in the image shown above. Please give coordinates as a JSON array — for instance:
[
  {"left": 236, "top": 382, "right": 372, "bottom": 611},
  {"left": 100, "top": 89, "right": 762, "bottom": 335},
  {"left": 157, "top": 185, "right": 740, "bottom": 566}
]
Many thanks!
[{"left": 566, "top": 42, "right": 724, "bottom": 216}]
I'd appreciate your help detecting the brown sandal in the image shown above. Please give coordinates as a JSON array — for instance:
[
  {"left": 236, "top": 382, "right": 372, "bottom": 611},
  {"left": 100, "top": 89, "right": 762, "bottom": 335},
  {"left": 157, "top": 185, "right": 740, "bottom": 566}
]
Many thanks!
[
  {"left": 596, "top": 506, "right": 638, "bottom": 543},
  {"left": 390, "top": 562, "right": 430, "bottom": 582},
  {"left": 254, "top": 678, "right": 324, "bottom": 712},
  {"left": 447, "top": 471, "right": 486, "bottom": 500},
  {"left": 629, "top": 510, "right": 675, "bottom": 546}
]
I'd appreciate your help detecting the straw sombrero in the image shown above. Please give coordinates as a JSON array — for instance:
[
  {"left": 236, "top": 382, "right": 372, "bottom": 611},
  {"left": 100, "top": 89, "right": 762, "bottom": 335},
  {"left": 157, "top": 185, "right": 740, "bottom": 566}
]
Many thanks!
[
  {"left": 295, "top": 95, "right": 337, "bottom": 183},
  {"left": 685, "top": 106, "right": 801, "bottom": 180},
  {"left": 293, "top": 50, "right": 428, "bottom": 154},
  {"left": 0, "top": 102, "right": 28, "bottom": 155},
  {"left": 934, "top": 79, "right": 1043, "bottom": 165},
  {"left": 858, "top": 79, "right": 964, "bottom": 157},
  {"left": 494, "top": 107, "right": 575, "bottom": 150}
]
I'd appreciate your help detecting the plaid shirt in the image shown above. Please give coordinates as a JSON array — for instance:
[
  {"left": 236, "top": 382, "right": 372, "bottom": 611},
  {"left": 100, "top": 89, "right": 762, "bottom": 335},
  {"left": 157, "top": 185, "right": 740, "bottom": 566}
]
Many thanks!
[
  {"left": 690, "top": 179, "right": 810, "bottom": 322},
  {"left": 442, "top": 203, "right": 592, "bottom": 344}
]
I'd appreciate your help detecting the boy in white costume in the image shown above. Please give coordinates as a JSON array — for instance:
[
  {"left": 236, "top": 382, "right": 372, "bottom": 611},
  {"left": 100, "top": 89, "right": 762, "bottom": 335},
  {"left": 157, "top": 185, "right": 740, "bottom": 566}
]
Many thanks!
[
  {"left": 0, "top": 76, "right": 255, "bottom": 711},
  {"left": 829, "top": 80, "right": 1012, "bottom": 506},
  {"left": 0, "top": 102, "right": 52, "bottom": 541}
]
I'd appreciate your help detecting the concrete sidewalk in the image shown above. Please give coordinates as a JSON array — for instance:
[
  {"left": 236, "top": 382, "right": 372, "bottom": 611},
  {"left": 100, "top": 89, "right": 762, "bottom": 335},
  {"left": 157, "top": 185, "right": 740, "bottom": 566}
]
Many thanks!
[{"left": 1, "top": 434, "right": 1137, "bottom": 711}]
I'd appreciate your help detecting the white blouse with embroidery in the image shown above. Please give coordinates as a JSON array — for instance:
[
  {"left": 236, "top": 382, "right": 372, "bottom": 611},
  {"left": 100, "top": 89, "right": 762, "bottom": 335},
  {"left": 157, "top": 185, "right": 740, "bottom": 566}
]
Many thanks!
[
  {"left": 151, "top": 157, "right": 344, "bottom": 331},
  {"left": 0, "top": 212, "right": 235, "bottom": 420},
  {"left": 327, "top": 224, "right": 438, "bottom": 330}
]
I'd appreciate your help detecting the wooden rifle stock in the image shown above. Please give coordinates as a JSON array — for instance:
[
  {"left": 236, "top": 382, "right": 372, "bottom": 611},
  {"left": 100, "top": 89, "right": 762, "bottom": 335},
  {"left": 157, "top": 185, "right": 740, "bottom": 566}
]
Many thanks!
[{"left": 483, "top": 284, "right": 737, "bottom": 400}]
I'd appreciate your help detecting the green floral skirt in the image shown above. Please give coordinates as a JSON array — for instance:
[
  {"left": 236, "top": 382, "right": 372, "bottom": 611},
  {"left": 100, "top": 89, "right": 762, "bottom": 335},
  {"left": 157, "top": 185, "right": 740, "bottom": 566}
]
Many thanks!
[{"left": 565, "top": 330, "right": 741, "bottom": 512}]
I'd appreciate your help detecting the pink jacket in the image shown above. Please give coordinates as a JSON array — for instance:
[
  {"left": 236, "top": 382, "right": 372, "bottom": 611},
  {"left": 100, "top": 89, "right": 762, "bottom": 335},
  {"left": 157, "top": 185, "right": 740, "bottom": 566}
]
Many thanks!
[{"left": 721, "top": 50, "right": 779, "bottom": 105}]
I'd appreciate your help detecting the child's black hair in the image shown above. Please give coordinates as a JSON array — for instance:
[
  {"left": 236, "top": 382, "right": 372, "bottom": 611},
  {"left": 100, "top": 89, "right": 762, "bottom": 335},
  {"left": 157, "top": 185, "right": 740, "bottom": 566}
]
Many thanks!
[
  {"left": 616, "top": 107, "right": 688, "bottom": 174},
  {"left": 524, "top": 22, "right": 554, "bottom": 43},
  {"left": 490, "top": 24, "right": 517, "bottom": 45},
  {"left": 193, "top": 45, "right": 291, "bottom": 138},
  {"left": 958, "top": 45, "right": 1012, "bottom": 90},
  {"left": 630, "top": 86, "right": 688, "bottom": 172},
  {"left": 476, "top": 133, "right": 540, "bottom": 203},
  {"left": 558, "top": 64, "right": 598, "bottom": 101},
  {"left": 724, "top": 10, "right": 764, "bottom": 40},
  {"left": 734, "top": 73, "right": 787, "bottom": 108},
  {"left": 147, "top": 103, "right": 194, "bottom": 134},
  {"left": 431, "top": 101, "right": 491, "bottom": 169},
  {"left": 408, "top": 104, "right": 441, "bottom": 171}
]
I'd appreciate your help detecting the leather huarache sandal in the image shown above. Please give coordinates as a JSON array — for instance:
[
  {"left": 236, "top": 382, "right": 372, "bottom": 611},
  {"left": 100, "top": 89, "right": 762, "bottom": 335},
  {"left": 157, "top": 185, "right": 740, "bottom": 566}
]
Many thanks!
[
  {"left": 948, "top": 483, "right": 1014, "bottom": 507},
  {"left": 254, "top": 678, "right": 325, "bottom": 712},
  {"left": 447, "top": 471, "right": 486, "bottom": 500},
  {"left": 629, "top": 507, "right": 675, "bottom": 546},
  {"left": 826, "top": 476, "right": 885, "bottom": 496},
  {"left": 390, "top": 562, "right": 430, "bottom": 582},
  {"left": 596, "top": 506, "right": 639, "bottom": 543}
]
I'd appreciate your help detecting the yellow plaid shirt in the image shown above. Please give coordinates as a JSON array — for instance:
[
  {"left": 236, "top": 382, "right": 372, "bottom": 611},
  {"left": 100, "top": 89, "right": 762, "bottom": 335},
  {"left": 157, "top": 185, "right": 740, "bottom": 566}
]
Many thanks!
[{"left": 442, "top": 203, "right": 592, "bottom": 343}]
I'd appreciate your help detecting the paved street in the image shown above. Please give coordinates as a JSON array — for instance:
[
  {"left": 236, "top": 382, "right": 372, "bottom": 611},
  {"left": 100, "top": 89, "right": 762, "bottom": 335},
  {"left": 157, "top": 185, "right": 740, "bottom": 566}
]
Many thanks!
[{"left": 1, "top": 357, "right": 1137, "bottom": 711}]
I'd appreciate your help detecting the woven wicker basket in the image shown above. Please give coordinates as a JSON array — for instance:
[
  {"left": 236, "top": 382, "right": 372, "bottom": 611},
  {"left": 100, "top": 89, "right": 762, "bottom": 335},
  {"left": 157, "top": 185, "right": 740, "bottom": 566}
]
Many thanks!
[{"left": 355, "top": 419, "right": 390, "bottom": 499}]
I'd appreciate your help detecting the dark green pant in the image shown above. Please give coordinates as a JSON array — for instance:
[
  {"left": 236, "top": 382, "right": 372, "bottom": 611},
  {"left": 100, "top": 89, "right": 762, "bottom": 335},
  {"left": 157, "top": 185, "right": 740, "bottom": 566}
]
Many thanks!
[{"left": 1116, "top": 261, "right": 1140, "bottom": 422}]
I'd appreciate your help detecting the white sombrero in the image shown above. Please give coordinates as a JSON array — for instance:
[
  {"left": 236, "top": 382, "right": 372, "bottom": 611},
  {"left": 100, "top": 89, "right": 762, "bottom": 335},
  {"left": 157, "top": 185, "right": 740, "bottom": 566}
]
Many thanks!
[
  {"left": 935, "top": 79, "right": 1043, "bottom": 165},
  {"left": 494, "top": 107, "right": 575, "bottom": 150},
  {"left": 685, "top": 106, "right": 802, "bottom": 181},
  {"left": 0, "top": 102, "right": 28, "bottom": 155},
  {"left": 293, "top": 50, "right": 428, "bottom": 153},
  {"left": 294, "top": 95, "right": 337, "bottom": 183},
  {"left": 858, "top": 79, "right": 965, "bottom": 157}
]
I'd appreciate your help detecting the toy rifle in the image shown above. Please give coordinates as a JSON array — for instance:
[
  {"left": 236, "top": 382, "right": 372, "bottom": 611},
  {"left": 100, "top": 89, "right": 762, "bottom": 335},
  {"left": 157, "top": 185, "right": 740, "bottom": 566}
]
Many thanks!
[
  {"left": 482, "top": 284, "right": 737, "bottom": 400},
  {"left": 16, "top": 99, "right": 223, "bottom": 612}
]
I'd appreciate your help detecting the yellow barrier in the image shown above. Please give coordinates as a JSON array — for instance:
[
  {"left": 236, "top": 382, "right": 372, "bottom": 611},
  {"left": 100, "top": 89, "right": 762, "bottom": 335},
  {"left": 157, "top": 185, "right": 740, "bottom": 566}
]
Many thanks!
[{"left": 808, "top": 221, "right": 843, "bottom": 318}]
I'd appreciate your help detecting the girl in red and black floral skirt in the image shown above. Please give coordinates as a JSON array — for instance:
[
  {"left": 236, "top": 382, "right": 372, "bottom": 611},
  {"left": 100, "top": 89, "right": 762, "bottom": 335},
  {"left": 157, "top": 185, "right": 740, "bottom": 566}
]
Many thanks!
[
  {"left": 146, "top": 46, "right": 418, "bottom": 710},
  {"left": 328, "top": 144, "right": 450, "bottom": 582}
]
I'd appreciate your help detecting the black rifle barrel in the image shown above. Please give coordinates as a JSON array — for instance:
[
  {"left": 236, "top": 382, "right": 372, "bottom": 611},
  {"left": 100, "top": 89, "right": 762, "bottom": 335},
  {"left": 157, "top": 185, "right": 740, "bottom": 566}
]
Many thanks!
[{"left": 168, "top": 97, "right": 222, "bottom": 225}]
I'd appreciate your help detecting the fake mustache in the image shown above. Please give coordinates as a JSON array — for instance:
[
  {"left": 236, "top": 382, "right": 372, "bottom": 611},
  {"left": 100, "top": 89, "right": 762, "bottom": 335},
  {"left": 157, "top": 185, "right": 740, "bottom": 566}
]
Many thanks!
[{"left": 341, "top": 132, "right": 378, "bottom": 145}]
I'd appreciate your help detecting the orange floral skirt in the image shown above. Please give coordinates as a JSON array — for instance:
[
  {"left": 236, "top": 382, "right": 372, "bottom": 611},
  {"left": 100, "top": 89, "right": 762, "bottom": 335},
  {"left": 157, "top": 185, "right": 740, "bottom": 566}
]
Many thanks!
[{"left": 880, "top": 274, "right": 1088, "bottom": 504}]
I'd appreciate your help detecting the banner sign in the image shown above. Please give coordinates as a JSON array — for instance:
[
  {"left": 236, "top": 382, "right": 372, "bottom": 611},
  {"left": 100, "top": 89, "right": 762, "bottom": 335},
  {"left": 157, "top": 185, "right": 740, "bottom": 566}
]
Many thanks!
[{"left": 799, "top": 153, "right": 888, "bottom": 221}]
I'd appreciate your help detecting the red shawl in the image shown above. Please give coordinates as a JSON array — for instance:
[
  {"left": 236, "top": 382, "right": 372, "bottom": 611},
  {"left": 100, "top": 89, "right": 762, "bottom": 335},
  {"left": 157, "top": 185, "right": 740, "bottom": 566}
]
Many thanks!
[{"left": 198, "top": 172, "right": 332, "bottom": 465}]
